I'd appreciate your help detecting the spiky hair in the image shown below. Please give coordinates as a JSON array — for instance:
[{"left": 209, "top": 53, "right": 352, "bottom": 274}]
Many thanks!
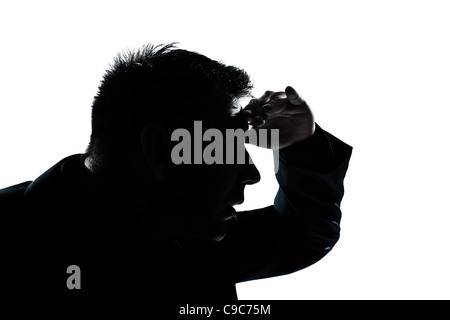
[{"left": 85, "top": 43, "right": 252, "bottom": 173}]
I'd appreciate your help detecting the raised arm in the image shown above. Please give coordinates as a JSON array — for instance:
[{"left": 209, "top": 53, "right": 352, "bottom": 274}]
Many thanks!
[{"left": 226, "top": 87, "right": 352, "bottom": 283}]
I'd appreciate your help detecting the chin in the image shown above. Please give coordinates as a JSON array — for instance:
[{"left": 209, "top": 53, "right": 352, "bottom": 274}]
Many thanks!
[
  {"left": 189, "top": 206, "right": 234, "bottom": 241},
  {"left": 205, "top": 220, "right": 229, "bottom": 242},
  {"left": 210, "top": 232, "right": 227, "bottom": 242}
]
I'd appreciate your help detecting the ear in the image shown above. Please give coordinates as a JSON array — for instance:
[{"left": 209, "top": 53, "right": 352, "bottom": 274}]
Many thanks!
[{"left": 141, "top": 123, "right": 170, "bottom": 179}]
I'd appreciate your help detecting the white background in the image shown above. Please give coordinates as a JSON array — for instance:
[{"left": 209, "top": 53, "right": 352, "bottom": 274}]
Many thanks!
[{"left": 1, "top": 0, "right": 449, "bottom": 299}]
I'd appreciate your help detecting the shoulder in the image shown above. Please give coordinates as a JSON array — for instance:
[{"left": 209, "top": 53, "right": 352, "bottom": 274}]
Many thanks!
[
  {"left": 0, "top": 154, "right": 84, "bottom": 210},
  {"left": 0, "top": 181, "right": 32, "bottom": 206}
]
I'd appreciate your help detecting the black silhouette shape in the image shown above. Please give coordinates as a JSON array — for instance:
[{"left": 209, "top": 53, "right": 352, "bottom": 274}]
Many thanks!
[{"left": 0, "top": 43, "right": 352, "bottom": 303}]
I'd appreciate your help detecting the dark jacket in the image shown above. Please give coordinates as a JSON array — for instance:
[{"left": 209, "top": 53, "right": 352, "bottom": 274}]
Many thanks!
[{"left": 0, "top": 125, "right": 352, "bottom": 302}]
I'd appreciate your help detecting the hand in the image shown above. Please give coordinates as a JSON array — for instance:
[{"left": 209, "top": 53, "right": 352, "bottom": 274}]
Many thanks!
[{"left": 243, "top": 86, "right": 315, "bottom": 149}]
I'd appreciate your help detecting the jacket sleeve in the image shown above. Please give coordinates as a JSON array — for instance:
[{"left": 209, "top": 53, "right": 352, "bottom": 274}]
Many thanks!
[{"left": 226, "top": 124, "right": 352, "bottom": 283}]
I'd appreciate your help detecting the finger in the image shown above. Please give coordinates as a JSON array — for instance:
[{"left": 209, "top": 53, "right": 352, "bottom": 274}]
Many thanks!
[
  {"left": 252, "top": 115, "right": 265, "bottom": 127},
  {"left": 244, "top": 98, "right": 259, "bottom": 109},
  {"left": 260, "top": 92, "right": 287, "bottom": 115},
  {"left": 261, "top": 99, "right": 287, "bottom": 116},
  {"left": 285, "top": 86, "right": 305, "bottom": 106},
  {"left": 257, "top": 90, "right": 276, "bottom": 104},
  {"left": 242, "top": 109, "right": 253, "bottom": 121},
  {"left": 269, "top": 91, "right": 287, "bottom": 101},
  {"left": 243, "top": 90, "right": 275, "bottom": 111},
  {"left": 248, "top": 115, "right": 265, "bottom": 127}
]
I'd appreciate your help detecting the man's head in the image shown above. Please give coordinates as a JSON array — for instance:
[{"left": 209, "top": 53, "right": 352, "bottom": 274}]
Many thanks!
[
  {"left": 84, "top": 43, "right": 260, "bottom": 241},
  {"left": 85, "top": 43, "right": 252, "bottom": 172}
]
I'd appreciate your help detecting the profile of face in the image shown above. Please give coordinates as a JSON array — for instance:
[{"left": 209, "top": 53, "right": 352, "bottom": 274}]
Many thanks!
[
  {"left": 144, "top": 112, "right": 261, "bottom": 242},
  {"left": 167, "top": 147, "right": 260, "bottom": 241}
]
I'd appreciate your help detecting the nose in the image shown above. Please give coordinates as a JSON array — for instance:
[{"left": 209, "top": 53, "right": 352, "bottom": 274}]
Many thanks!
[{"left": 239, "top": 152, "right": 261, "bottom": 185}]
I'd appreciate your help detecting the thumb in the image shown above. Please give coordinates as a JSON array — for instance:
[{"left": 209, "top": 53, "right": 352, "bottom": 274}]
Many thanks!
[{"left": 285, "top": 86, "right": 304, "bottom": 106}]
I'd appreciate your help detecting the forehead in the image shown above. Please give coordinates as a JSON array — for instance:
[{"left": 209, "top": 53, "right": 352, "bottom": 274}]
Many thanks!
[
  {"left": 218, "top": 98, "right": 249, "bottom": 131},
  {"left": 190, "top": 94, "right": 249, "bottom": 132}
]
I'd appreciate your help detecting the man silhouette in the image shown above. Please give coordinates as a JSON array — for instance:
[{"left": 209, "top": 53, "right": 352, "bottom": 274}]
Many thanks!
[{"left": 0, "top": 43, "right": 352, "bottom": 302}]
